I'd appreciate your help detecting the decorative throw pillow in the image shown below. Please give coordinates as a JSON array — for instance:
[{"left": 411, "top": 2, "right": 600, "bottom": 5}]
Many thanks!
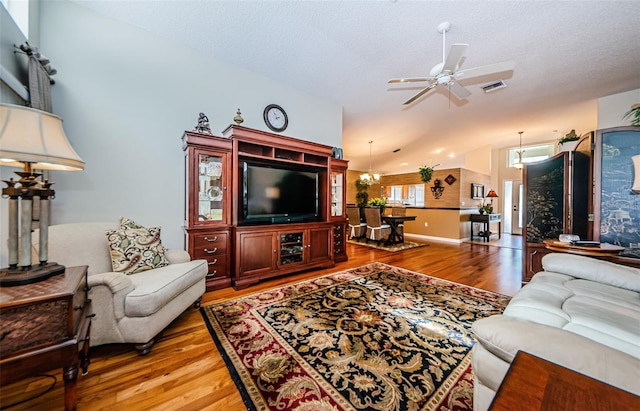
[
  {"left": 106, "top": 218, "right": 169, "bottom": 274},
  {"left": 119, "top": 216, "right": 146, "bottom": 230}
]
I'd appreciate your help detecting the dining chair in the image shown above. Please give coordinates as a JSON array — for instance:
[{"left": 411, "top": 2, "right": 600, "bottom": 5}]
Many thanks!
[
  {"left": 364, "top": 207, "right": 391, "bottom": 245},
  {"left": 346, "top": 206, "right": 366, "bottom": 241},
  {"left": 389, "top": 207, "right": 406, "bottom": 237}
]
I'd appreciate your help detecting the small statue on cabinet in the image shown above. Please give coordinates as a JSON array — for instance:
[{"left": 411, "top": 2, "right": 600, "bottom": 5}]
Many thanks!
[{"left": 194, "top": 112, "right": 212, "bottom": 134}]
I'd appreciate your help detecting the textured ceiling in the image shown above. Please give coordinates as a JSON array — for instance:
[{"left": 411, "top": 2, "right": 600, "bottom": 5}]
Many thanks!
[{"left": 72, "top": 0, "right": 640, "bottom": 174}]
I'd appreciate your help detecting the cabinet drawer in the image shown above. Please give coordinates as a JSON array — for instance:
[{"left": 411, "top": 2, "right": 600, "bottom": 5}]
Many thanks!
[
  {"left": 193, "top": 233, "right": 228, "bottom": 257},
  {"left": 205, "top": 255, "right": 227, "bottom": 278},
  {"left": 71, "top": 273, "right": 88, "bottom": 334}
]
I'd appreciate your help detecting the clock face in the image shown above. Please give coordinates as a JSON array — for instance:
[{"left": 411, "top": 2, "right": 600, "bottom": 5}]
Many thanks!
[{"left": 264, "top": 104, "right": 288, "bottom": 132}]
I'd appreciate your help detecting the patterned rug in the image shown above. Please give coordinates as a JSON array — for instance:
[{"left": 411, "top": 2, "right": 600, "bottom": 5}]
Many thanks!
[
  {"left": 347, "top": 239, "right": 427, "bottom": 252},
  {"left": 201, "top": 263, "right": 510, "bottom": 411}
]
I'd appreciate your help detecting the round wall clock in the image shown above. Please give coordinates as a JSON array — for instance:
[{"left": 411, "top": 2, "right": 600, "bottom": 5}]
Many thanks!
[{"left": 263, "top": 104, "right": 288, "bottom": 132}]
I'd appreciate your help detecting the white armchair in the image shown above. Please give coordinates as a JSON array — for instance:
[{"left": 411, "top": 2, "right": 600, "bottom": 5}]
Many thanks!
[{"left": 34, "top": 222, "right": 207, "bottom": 355}]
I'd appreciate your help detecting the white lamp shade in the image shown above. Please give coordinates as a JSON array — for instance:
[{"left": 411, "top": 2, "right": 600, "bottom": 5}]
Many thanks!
[{"left": 0, "top": 103, "right": 85, "bottom": 171}]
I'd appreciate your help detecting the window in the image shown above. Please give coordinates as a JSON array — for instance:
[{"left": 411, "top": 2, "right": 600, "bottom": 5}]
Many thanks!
[
  {"left": 385, "top": 184, "right": 424, "bottom": 207},
  {"left": 508, "top": 143, "right": 555, "bottom": 168},
  {"left": 1, "top": 0, "right": 29, "bottom": 38}
]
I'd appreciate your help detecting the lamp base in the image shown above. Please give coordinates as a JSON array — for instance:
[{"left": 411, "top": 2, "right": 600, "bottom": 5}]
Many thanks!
[{"left": 0, "top": 263, "right": 66, "bottom": 287}]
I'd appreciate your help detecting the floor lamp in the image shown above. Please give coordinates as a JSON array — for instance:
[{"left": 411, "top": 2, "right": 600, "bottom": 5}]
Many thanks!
[{"left": 0, "top": 103, "right": 85, "bottom": 286}]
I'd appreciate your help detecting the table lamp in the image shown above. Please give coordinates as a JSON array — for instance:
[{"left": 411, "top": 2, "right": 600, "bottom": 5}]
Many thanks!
[
  {"left": 0, "top": 103, "right": 84, "bottom": 286},
  {"left": 486, "top": 189, "right": 498, "bottom": 206}
]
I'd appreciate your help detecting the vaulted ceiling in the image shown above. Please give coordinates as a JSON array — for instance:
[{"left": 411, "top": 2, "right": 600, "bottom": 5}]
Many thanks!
[{"left": 72, "top": 1, "right": 640, "bottom": 174}]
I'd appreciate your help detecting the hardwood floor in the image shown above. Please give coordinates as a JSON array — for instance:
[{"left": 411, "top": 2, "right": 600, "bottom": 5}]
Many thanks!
[{"left": 1, "top": 240, "right": 522, "bottom": 411}]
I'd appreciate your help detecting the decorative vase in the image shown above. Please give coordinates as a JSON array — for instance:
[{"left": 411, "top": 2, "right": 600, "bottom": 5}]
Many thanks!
[{"left": 559, "top": 140, "right": 579, "bottom": 152}]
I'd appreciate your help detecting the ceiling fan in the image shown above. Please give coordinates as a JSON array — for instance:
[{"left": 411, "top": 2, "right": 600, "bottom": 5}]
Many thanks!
[{"left": 388, "top": 22, "right": 515, "bottom": 105}]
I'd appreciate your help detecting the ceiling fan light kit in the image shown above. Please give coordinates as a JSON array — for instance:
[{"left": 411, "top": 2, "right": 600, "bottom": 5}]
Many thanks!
[{"left": 388, "top": 21, "right": 515, "bottom": 105}]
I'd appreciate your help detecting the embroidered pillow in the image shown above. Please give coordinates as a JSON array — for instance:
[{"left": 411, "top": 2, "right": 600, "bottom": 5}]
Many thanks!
[{"left": 106, "top": 219, "right": 169, "bottom": 274}]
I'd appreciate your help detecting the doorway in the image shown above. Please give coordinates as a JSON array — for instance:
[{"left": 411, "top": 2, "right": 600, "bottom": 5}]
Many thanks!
[{"left": 503, "top": 180, "right": 523, "bottom": 235}]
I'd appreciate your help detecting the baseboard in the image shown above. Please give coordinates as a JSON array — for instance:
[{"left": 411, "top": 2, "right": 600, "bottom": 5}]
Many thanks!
[{"left": 404, "top": 233, "right": 464, "bottom": 244}]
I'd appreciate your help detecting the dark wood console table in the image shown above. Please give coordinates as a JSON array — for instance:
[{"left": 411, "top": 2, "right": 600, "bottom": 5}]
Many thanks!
[
  {"left": 0, "top": 266, "right": 92, "bottom": 411},
  {"left": 489, "top": 351, "right": 640, "bottom": 410},
  {"left": 470, "top": 213, "right": 502, "bottom": 242}
]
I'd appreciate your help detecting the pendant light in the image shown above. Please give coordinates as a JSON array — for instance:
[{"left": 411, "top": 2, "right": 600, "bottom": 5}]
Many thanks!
[
  {"left": 513, "top": 131, "right": 525, "bottom": 169},
  {"left": 359, "top": 140, "right": 380, "bottom": 186}
]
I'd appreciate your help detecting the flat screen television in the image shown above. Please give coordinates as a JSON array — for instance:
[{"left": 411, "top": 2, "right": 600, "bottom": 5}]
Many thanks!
[{"left": 241, "top": 161, "right": 320, "bottom": 224}]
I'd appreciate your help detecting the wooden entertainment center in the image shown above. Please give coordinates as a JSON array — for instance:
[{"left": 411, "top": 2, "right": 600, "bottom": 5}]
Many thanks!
[{"left": 183, "top": 125, "right": 347, "bottom": 291}]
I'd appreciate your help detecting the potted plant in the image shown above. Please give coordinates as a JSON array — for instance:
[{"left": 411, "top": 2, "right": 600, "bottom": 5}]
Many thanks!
[
  {"left": 368, "top": 197, "right": 387, "bottom": 214},
  {"left": 419, "top": 164, "right": 439, "bottom": 183},
  {"left": 558, "top": 129, "right": 579, "bottom": 146},
  {"left": 355, "top": 179, "right": 370, "bottom": 212},
  {"left": 478, "top": 204, "right": 493, "bottom": 214},
  {"left": 623, "top": 103, "right": 640, "bottom": 126}
]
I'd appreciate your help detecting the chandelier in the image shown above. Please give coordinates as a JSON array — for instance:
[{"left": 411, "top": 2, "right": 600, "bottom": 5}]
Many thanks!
[
  {"left": 513, "top": 131, "right": 525, "bottom": 169},
  {"left": 359, "top": 140, "right": 380, "bottom": 186}
]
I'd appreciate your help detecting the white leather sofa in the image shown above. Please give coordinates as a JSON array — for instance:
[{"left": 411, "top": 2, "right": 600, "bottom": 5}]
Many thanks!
[
  {"left": 471, "top": 253, "right": 640, "bottom": 411},
  {"left": 34, "top": 222, "right": 207, "bottom": 355}
]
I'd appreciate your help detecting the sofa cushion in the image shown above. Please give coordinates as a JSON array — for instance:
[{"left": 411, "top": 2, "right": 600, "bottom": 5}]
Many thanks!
[
  {"left": 106, "top": 225, "right": 169, "bottom": 274},
  {"left": 124, "top": 259, "right": 206, "bottom": 317},
  {"left": 542, "top": 253, "right": 640, "bottom": 292},
  {"left": 562, "top": 296, "right": 640, "bottom": 357}
]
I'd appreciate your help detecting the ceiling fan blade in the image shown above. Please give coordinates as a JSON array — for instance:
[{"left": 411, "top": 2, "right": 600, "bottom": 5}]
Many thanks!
[
  {"left": 442, "top": 43, "right": 468, "bottom": 73},
  {"left": 403, "top": 83, "right": 437, "bottom": 105},
  {"left": 454, "top": 60, "right": 516, "bottom": 80},
  {"left": 388, "top": 77, "right": 433, "bottom": 84},
  {"left": 448, "top": 81, "right": 471, "bottom": 100}
]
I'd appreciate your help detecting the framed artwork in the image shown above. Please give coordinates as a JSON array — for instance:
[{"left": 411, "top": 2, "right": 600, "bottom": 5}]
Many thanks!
[{"left": 471, "top": 183, "right": 484, "bottom": 199}]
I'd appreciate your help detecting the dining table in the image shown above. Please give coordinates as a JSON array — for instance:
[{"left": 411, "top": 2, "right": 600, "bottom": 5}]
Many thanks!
[{"left": 381, "top": 215, "right": 417, "bottom": 245}]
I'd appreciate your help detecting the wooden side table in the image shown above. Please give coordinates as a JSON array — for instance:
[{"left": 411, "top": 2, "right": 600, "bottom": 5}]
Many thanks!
[
  {"left": 489, "top": 351, "right": 640, "bottom": 411},
  {"left": 470, "top": 213, "right": 502, "bottom": 242},
  {"left": 0, "top": 266, "right": 92, "bottom": 411},
  {"left": 543, "top": 239, "right": 624, "bottom": 256}
]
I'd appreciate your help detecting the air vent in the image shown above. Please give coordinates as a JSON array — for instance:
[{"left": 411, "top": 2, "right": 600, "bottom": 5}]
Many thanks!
[{"left": 481, "top": 80, "right": 507, "bottom": 93}]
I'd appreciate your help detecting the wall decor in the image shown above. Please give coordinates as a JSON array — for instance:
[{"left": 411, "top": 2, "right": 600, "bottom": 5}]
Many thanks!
[
  {"left": 431, "top": 179, "right": 444, "bottom": 199},
  {"left": 471, "top": 183, "right": 484, "bottom": 199},
  {"left": 445, "top": 174, "right": 456, "bottom": 185},
  {"left": 263, "top": 104, "right": 288, "bottom": 132}
]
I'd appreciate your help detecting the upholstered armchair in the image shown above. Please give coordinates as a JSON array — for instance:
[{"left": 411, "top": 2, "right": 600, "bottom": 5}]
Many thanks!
[
  {"left": 33, "top": 222, "right": 207, "bottom": 355},
  {"left": 364, "top": 207, "right": 391, "bottom": 245},
  {"left": 347, "top": 206, "right": 366, "bottom": 241}
]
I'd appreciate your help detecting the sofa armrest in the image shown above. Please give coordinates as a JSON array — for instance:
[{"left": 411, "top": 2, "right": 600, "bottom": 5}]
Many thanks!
[
  {"left": 472, "top": 315, "right": 640, "bottom": 395},
  {"left": 88, "top": 272, "right": 134, "bottom": 321},
  {"left": 165, "top": 249, "right": 191, "bottom": 264}
]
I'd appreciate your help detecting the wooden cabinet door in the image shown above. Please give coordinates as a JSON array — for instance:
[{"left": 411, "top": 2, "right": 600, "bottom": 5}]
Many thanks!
[
  {"left": 307, "top": 225, "right": 332, "bottom": 264},
  {"left": 237, "top": 232, "right": 276, "bottom": 278},
  {"left": 522, "top": 243, "right": 553, "bottom": 283}
]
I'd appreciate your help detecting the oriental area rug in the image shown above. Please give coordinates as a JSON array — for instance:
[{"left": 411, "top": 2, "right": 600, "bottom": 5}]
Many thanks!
[
  {"left": 200, "top": 263, "right": 510, "bottom": 411},
  {"left": 346, "top": 239, "right": 427, "bottom": 252}
]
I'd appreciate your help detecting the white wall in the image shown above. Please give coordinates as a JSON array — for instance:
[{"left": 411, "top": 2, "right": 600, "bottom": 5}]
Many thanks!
[
  {"left": 464, "top": 145, "right": 491, "bottom": 175},
  {"left": 598, "top": 88, "right": 640, "bottom": 128},
  {"left": 0, "top": 1, "right": 342, "bottom": 265}
]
